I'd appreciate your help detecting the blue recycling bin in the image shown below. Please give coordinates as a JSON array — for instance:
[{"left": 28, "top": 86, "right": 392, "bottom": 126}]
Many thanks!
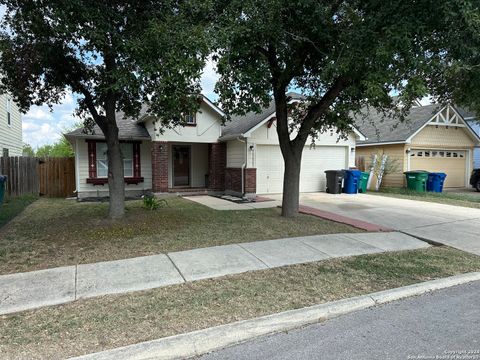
[
  {"left": 343, "top": 170, "right": 362, "bottom": 194},
  {"left": 0, "top": 175, "right": 6, "bottom": 205},
  {"left": 427, "top": 172, "right": 447, "bottom": 193}
]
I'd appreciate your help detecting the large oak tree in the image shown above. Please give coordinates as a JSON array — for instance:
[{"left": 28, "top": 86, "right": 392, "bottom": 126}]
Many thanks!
[
  {"left": 213, "top": 0, "right": 449, "bottom": 217},
  {"left": 0, "top": 0, "right": 209, "bottom": 218}
]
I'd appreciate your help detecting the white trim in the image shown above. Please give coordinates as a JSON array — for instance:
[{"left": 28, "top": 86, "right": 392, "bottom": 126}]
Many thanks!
[
  {"left": 357, "top": 141, "right": 406, "bottom": 147},
  {"left": 406, "top": 105, "right": 480, "bottom": 144},
  {"left": 405, "top": 105, "right": 447, "bottom": 143},
  {"left": 351, "top": 126, "right": 366, "bottom": 141},
  {"left": 243, "top": 112, "right": 276, "bottom": 138},
  {"left": 406, "top": 147, "right": 411, "bottom": 171},
  {"left": 201, "top": 95, "right": 225, "bottom": 117},
  {"left": 466, "top": 149, "right": 472, "bottom": 187},
  {"left": 426, "top": 123, "right": 466, "bottom": 127},
  {"left": 137, "top": 95, "right": 224, "bottom": 123}
]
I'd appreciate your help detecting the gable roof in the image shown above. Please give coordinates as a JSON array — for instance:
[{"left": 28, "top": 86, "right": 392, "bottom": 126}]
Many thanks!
[
  {"left": 356, "top": 104, "right": 480, "bottom": 146},
  {"left": 65, "top": 111, "right": 151, "bottom": 141},
  {"left": 355, "top": 104, "right": 442, "bottom": 145},
  {"left": 219, "top": 92, "right": 366, "bottom": 141},
  {"left": 220, "top": 92, "right": 305, "bottom": 140},
  {"left": 65, "top": 95, "right": 222, "bottom": 141},
  {"left": 137, "top": 95, "right": 224, "bottom": 123}
]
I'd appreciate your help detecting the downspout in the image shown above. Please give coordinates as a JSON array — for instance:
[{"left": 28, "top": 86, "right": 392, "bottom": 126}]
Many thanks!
[{"left": 236, "top": 137, "right": 246, "bottom": 198}]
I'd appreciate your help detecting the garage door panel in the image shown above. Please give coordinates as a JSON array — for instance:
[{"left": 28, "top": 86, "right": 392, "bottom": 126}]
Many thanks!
[
  {"left": 411, "top": 149, "right": 466, "bottom": 188},
  {"left": 256, "top": 145, "right": 347, "bottom": 194}
]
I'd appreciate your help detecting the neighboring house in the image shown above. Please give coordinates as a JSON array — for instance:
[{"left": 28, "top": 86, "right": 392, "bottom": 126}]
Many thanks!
[
  {"left": 355, "top": 104, "right": 480, "bottom": 188},
  {"left": 66, "top": 93, "right": 365, "bottom": 199},
  {"left": 0, "top": 93, "right": 22, "bottom": 157},
  {"left": 457, "top": 108, "right": 480, "bottom": 169}
]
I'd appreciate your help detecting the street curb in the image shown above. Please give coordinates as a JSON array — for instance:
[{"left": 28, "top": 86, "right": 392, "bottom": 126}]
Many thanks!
[{"left": 70, "top": 272, "right": 480, "bottom": 360}]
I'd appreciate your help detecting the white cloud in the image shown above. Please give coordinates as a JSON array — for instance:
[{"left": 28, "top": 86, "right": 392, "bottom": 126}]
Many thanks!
[
  {"left": 22, "top": 92, "right": 80, "bottom": 148},
  {"left": 24, "top": 107, "right": 55, "bottom": 121}
]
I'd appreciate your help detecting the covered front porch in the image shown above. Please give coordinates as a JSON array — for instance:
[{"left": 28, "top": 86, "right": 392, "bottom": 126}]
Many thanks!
[{"left": 151, "top": 141, "right": 226, "bottom": 194}]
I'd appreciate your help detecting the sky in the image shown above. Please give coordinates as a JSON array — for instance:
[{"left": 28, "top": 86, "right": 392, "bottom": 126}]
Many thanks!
[{"left": 21, "top": 58, "right": 220, "bottom": 149}]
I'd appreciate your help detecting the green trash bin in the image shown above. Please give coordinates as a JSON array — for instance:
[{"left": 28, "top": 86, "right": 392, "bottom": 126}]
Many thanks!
[
  {"left": 358, "top": 172, "right": 370, "bottom": 193},
  {"left": 404, "top": 171, "right": 429, "bottom": 192},
  {"left": 0, "top": 175, "right": 6, "bottom": 205}
]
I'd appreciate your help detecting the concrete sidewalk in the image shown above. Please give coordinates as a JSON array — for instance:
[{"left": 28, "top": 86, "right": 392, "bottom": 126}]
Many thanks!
[{"left": 0, "top": 232, "right": 429, "bottom": 315}]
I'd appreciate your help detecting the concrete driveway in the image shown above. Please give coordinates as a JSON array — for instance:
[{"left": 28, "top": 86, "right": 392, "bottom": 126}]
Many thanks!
[{"left": 270, "top": 193, "right": 480, "bottom": 255}]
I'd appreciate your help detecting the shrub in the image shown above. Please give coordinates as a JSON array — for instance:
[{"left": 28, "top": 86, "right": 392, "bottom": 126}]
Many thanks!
[{"left": 142, "top": 195, "right": 167, "bottom": 211}]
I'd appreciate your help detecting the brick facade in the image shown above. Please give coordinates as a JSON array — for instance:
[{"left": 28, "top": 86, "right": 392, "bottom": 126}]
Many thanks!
[
  {"left": 244, "top": 168, "right": 257, "bottom": 194},
  {"left": 151, "top": 141, "right": 169, "bottom": 192},
  {"left": 225, "top": 168, "right": 242, "bottom": 193},
  {"left": 225, "top": 167, "right": 257, "bottom": 195},
  {"left": 208, "top": 142, "right": 226, "bottom": 191}
]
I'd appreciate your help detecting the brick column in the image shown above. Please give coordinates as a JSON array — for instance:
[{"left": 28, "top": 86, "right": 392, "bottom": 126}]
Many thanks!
[
  {"left": 208, "top": 142, "right": 226, "bottom": 191},
  {"left": 151, "top": 141, "right": 169, "bottom": 192},
  {"left": 244, "top": 168, "right": 257, "bottom": 195},
  {"left": 225, "top": 168, "right": 242, "bottom": 193}
]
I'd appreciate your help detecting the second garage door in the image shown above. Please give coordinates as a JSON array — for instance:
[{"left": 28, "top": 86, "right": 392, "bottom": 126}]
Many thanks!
[
  {"left": 410, "top": 149, "right": 467, "bottom": 188},
  {"left": 256, "top": 145, "right": 348, "bottom": 194}
]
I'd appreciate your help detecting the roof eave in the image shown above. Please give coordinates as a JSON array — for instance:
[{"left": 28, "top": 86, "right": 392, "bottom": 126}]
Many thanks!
[{"left": 356, "top": 140, "right": 407, "bottom": 147}]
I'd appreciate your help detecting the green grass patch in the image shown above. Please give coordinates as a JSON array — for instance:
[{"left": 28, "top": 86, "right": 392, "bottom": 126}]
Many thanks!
[
  {"left": 371, "top": 187, "right": 480, "bottom": 209},
  {"left": 0, "top": 197, "right": 360, "bottom": 274},
  {"left": 0, "top": 246, "right": 478, "bottom": 359},
  {"left": 0, "top": 195, "right": 38, "bottom": 229}
]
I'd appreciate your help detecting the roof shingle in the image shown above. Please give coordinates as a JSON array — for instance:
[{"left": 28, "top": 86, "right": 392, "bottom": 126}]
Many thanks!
[{"left": 355, "top": 104, "right": 442, "bottom": 145}]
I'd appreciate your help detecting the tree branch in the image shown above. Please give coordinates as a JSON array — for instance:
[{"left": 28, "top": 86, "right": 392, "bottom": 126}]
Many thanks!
[{"left": 293, "top": 76, "right": 350, "bottom": 149}]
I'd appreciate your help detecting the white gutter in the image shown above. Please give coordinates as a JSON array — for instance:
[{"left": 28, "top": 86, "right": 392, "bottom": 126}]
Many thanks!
[
  {"left": 236, "top": 137, "right": 247, "bottom": 197},
  {"left": 357, "top": 141, "right": 406, "bottom": 147}
]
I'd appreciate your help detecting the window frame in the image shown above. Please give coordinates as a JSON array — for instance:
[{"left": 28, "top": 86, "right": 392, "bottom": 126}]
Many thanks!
[
  {"left": 86, "top": 140, "right": 143, "bottom": 185},
  {"left": 184, "top": 113, "right": 197, "bottom": 126},
  {"left": 6, "top": 97, "right": 11, "bottom": 126}
]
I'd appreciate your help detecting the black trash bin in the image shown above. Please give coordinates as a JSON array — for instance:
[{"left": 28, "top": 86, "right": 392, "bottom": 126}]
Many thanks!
[{"left": 325, "top": 170, "right": 345, "bottom": 194}]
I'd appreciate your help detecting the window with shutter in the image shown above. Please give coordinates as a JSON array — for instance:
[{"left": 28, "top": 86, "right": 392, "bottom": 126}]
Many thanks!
[{"left": 86, "top": 140, "right": 143, "bottom": 185}]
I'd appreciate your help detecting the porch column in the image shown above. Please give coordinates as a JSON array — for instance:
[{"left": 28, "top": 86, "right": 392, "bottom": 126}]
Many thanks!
[
  {"left": 244, "top": 168, "right": 257, "bottom": 195},
  {"left": 152, "top": 141, "right": 169, "bottom": 192},
  {"left": 208, "top": 142, "right": 226, "bottom": 191}
]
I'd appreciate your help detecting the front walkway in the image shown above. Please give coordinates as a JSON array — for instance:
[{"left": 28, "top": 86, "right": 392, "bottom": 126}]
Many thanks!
[
  {"left": 184, "top": 195, "right": 280, "bottom": 210},
  {"left": 0, "top": 232, "right": 428, "bottom": 315}
]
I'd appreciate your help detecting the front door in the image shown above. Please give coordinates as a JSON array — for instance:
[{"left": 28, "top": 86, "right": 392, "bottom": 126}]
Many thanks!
[{"left": 173, "top": 145, "right": 190, "bottom": 187}]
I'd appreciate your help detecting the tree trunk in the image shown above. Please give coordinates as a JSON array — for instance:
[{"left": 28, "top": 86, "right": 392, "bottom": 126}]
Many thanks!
[
  {"left": 103, "top": 95, "right": 125, "bottom": 219},
  {"left": 273, "top": 90, "right": 306, "bottom": 217},
  {"left": 281, "top": 148, "right": 302, "bottom": 217},
  {"left": 105, "top": 124, "right": 125, "bottom": 219}
]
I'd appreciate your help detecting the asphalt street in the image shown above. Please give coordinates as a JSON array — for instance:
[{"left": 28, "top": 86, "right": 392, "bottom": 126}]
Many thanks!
[{"left": 199, "top": 280, "right": 480, "bottom": 360}]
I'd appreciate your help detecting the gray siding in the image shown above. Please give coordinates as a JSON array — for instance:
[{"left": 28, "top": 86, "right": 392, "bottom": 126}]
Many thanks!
[{"left": 0, "top": 93, "right": 22, "bottom": 156}]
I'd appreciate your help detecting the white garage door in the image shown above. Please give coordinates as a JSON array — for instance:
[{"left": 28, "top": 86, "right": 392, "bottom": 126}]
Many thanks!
[
  {"left": 410, "top": 149, "right": 467, "bottom": 188},
  {"left": 256, "top": 145, "right": 348, "bottom": 194}
]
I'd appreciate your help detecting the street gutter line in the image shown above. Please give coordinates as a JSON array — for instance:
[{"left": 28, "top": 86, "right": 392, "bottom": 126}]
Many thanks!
[{"left": 70, "top": 272, "right": 480, "bottom": 360}]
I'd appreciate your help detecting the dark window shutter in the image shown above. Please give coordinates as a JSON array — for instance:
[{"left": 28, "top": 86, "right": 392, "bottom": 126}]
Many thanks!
[
  {"left": 87, "top": 140, "right": 97, "bottom": 178},
  {"left": 133, "top": 142, "right": 141, "bottom": 178}
]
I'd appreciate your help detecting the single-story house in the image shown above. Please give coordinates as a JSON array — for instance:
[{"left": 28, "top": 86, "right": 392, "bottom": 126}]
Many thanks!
[
  {"left": 355, "top": 104, "right": 480, "bottom": 188},
  {"left": 66, "top": 93, "right": 365, "bottom": 199}
]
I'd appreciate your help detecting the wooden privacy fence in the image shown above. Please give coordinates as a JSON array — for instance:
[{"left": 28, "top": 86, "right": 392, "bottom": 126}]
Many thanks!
[
  {"left": 0, "top": 156, "right": 40, "bottom": 198},
  {"left": 38, "top": 157, "right": 76, "bottom": 198},
  {"left": 0, "top": 156, "right": 75, "bottom": 198}
]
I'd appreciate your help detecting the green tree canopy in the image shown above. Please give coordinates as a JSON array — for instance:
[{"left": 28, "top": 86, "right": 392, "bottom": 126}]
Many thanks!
[
  {"left": 423, "top": 1, "right": 480, "bottom": 117},
  {"left": 0, "top": 0, "right": 210, "bottom": 218},
  {"left": 22, "top": 143, "right": 35, "bottom": 157},
  {"left": 213, "top": 0, "right": 456, "bottom": 216}
]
